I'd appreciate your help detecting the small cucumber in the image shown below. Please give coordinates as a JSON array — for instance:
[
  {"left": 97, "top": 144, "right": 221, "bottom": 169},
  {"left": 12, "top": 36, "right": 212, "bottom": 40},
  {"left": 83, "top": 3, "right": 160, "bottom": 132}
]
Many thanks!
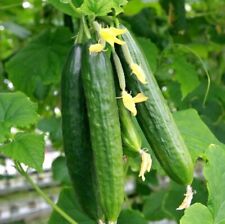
[
  {"left": 61, "top": 44, "right": 100, "bottom": 220},
  {"left": 118, "top": 28, "right": 194, "bottom": 185},
  {"left": 117, "top": 99, "right": 141, "bottom": 155},
  {"left": 82, "top": 42, "right": 124, "bottom": 223}
]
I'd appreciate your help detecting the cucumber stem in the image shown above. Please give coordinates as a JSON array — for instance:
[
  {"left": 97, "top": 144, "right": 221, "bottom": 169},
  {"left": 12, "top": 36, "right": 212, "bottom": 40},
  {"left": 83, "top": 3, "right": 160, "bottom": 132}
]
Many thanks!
[
  {"left": 82, "top": 16, "right": 91, "bottom": 39},
  {"left": 76, "top": 20, "right": 84, "bottom": 44},
  {"left": 112, "top": 49, "right": 126, "bottom": 91},
  {"left": 15, "top": 162, "right": 78, "bottom": 224},
  {"left": 98, "top": 16, "right": 114, "bottom": 25},
  {"left": 121, "top": 44, "right": 133, "bottom": 65},
  {"left": 114, "top": 18, "right": 120, "bottom": 29},
  {"left": 93, "top": 21, "right": 101, "bottom": 31}
]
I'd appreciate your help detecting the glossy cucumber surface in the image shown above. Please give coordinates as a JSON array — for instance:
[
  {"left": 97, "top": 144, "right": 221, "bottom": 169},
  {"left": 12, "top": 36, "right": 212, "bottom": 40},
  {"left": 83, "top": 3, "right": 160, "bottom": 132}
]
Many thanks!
[
  {"left": 119, "top": 29, "right": 194, "bottom": 185},
  {"left": 82, "top": 43, "right": 124, "bottom": 222},
  {"left": 61, "top": 44, "right": 99, "bottom": 220}
]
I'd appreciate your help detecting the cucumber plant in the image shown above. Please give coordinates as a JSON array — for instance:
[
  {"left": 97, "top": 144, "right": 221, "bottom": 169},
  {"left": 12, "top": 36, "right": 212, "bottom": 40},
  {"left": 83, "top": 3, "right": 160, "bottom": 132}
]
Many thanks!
[
  {"left": 59, "top": 4, "right": 194, "bottom": 223},
  {"left": 4, "top": 1, "right": 224, "bottom": 224}
]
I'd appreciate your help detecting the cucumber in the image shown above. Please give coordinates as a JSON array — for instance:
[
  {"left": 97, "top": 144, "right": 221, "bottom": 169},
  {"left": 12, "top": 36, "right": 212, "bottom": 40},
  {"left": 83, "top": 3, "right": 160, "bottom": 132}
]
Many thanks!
[
  {"left": 82, "top": 42, "right": 124, "bottom": 223},
  {"left": 117, "top": 99, "right": 141, "bottom": 155},
  {"left": 118, "top": 28, "right": 194, "bottom": 185},
  {"left": 61, "top": 44, "right": 100, "bottom": 220},
  {"left": 118, "top": 98, "right": 153, "bottom": 181}
]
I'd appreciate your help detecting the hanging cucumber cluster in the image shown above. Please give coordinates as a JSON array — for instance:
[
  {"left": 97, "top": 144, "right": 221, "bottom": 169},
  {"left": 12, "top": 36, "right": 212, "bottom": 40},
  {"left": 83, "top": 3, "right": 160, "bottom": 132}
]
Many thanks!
[{"left": 61, "top": 15, "right": 194, "bottom": 224}]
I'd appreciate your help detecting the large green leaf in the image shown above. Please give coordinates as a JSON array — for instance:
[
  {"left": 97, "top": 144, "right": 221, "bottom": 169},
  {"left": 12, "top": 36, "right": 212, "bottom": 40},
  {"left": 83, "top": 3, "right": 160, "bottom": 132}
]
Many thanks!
[
  {"left": 37, "top": 116, "right": 62, "bottom": 147},
  {"left": 173, "top": 109, "right": 220, "bottom": 161},
  {"left": 5, "top": 28, "right": 72, "bottom": 96},
  {"left": 80, "top": 0, "right": 128, "bottom": 16},
  {"left": 204, "top": 144, "right": 225, "bottom": 223},
  {"left": 143, "top": 179, "right": 208, "bottom": 222},
  {"left": 118, "top": 209, "right": 148, "bottom": 224},
  {"left": 0, "top": 92, "right": 38, "bottom": 141},
  {"left": 143, "top": 190, "right": 168, "bottom": 220},
  {"left": 171, "top": 54, "right": 200, "bottom": 98},
  {"left": 124, "top": 0, "right": 162, "bottom": 16},
  {"left": 137, "top": 37, "right": 159, "bottom": 73},
  {"left": 156, "top": 52, "right": 200, "bottom": 98},
  {"left": 80, "top": 0, "right": 113, "bottom": 16},
  {"left": 179, "top": 144, "right": 225, "bottom": 223},
  {"left": 48, "top": 187, "right": 95, "bottom": 224},
  {"left": 47, "top": 0, "right": 83, "bottom": 16},
  {"left": 0, "top": 133, "right": 44, "bottom": 171},
  {"left": 162, "top": 182, "right": 185, "bottom": 221},
  {"left": 0, "top": 123, "right": 10, "bottom": 142},
  {"left": 112, "top": 0, "right": 128, "bottom": 15},
  {"left": 52, "top": 156, "right": 70, "bottom": 184},
  {"left": 180, "top": 203, "right": 213, "bottom": 224}
]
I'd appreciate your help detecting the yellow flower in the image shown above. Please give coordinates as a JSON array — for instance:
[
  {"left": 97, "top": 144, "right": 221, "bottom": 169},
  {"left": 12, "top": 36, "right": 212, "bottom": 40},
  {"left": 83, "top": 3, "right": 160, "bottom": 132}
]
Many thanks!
[
  {"left": 176, "top": 185, "right": 194, "bottom": 210},
  {"left": 121, "top": 90, "right": 148, "bottom": 116},
  {"left": 133, "top": 93, "right": 148, "bottom": 103},
  {"left": 99, "top": 27, "right": 127, "bottom": 47},
  {"left": 89, "top": 43, "right": 105, "bottom": 53},
  {"left": 130, "top": 63, "right": 147, "bottom": 84},
  {"left": 139, "top": 150, "right": 152, "bottom": 181}
]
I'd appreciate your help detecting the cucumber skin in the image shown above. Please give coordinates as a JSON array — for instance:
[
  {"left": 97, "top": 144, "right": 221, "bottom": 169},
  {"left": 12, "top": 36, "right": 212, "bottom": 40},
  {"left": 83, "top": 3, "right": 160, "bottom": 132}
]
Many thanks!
[
  {"left": 82, "top": 44, "right": 124, "bottom": 222},
  {"left": 61, "top": 45, "right": 99, "bottom": 220},
  {"left": 119, "top": 30, "right": 194, "bottom": 185},
  {"left": 118, "top": 99, "right": 142, "bottom": 154}
]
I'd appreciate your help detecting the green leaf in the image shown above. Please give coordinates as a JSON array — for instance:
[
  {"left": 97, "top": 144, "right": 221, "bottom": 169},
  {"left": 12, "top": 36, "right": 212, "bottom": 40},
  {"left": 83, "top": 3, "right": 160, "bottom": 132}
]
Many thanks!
[
  {"left": 0, "top": 133, "right": 44, "bottom": 171},
  {"left": 37, "top": 116, "right": 62, "bottom": 147},
  {"left": 143, "top": 190, "right": 168, "bottom": 220},
  {"left": 173, "top": 109, "right": 220, "bottom": 161},
  {"left": 180, "top": 203, "right": 213, "bottom": 224},
  {"left": 191, "top": 178, "right": 208, "bottom": 206},
  {"left": 124, "top": 0, "right": 162, "bottom": 16},
  {"left": 0, "top": 92, "right": 38, "bottom": 141},
  {"left": 112, "top": 0, "right": 128, "bottom": 15},
  {"left": 48, "top": 187, "right": 95, "bottom": 224},
  {"left": 162, "top": 182, "right": 186, "bottom": 221},
  {"left": 52, "top": 156, "right": 70, "bottom": 184},
  {"left": 5, "top": 28, "right": 72, "bottom": 96},
  {"left": 171, "top": 54, "right": 200, "bottom": 98},
  {"left": 137, "top": 37, "right": 158, "bottom": 73},
  {"left": 0, "top": 123, "right": 10, "bottom": 142},
  {"left": 204, "top": 144, "right": 225, "bottom": 223},
  {"left": 80, "top": 0, "right": 113, "bottom": 16},
  {"left": 48, "top": 0, "right": 83, "bottom": 16},
  {"left": 160, "top": 180, "right": 208, "bottom": 222},
  {"left": 118, "top": 209, "right": 148, "bottom": 224}
]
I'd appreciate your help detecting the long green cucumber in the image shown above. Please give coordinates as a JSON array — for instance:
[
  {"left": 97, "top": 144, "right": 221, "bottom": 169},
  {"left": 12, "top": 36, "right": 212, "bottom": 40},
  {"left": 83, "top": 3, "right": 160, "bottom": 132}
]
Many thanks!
[
  {"left": 119, "top": 28, "right": 194, "bottom": 185},
  {"left": 82, "top": 42, "right": 124, "bottom": 223},
  {"left": 61, "top": 44, "right": 99, "bottom": 220}
]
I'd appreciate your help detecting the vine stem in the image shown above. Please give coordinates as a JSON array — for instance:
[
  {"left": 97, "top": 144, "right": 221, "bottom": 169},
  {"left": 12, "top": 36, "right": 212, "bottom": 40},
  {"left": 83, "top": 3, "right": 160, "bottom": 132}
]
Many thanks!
[
  {"left": 82, "top": 16, "right": 91, "bottom": 39},
  {"left": 15, "top": 162, "right": 77, "bottom": 224},
  {"left": 75, "top": 19, "right": 84, "bottom": 44}
]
